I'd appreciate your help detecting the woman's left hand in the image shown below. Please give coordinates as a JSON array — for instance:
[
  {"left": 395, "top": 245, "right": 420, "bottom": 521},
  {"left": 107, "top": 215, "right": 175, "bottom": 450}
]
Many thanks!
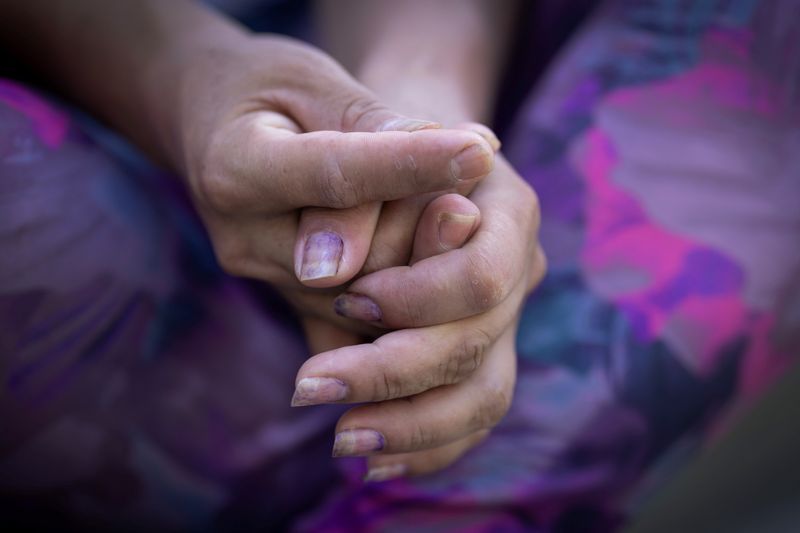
[{"left": 293, "top": 156, "right": 545, "bottom": 479}]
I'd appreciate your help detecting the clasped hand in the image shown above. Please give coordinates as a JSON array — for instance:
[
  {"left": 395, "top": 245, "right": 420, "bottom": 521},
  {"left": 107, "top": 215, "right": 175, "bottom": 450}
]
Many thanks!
[{"left": 176, "top": 35, "right": 545, "bottom": 479}]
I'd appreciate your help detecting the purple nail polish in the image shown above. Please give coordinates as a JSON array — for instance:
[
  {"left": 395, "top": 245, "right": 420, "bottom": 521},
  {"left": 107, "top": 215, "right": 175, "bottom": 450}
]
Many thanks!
[
  {"left": 300, "top": 231, "right": 343, "bottom": 281},
  {"left": 334, "top": 293, "right": 382, "bottom": 322},
  {"left": 291, "top": 377, "right": 348, "bottom": 407},
  {"left": 332, "top": 429, "right": 385, "bottom": 457}
]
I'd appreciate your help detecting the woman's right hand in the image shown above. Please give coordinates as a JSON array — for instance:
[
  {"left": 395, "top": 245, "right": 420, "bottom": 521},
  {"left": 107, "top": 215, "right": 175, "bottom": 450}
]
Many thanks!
[
  {"left": 170, "top": 32, "right": 495, "bottom": 331},
  {"left": 293, "top": 155, "right": 545, "bottom": 479},
  {"left": 0, "top": 1, "right": 495, "bottom": 321}
]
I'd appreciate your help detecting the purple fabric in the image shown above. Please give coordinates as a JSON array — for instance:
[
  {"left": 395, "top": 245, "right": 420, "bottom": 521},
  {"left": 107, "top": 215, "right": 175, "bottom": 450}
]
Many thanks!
[
  {"left": 1, "top": 0, "right": 799, "bottom": 531},
  {"left": 0, "top": 80, "right": 343, "bottom": 530}
]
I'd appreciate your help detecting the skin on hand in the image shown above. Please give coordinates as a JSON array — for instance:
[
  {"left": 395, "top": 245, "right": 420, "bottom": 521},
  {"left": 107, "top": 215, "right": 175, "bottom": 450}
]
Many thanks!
[
  {"left": 169, "top": 0, "right": 540, "bottom": 483},
  {"left": 295, "top": 121, "right": 499, "bottom": 284},
  {"left": 300, "top": 193, "right": 482, "bottom": 356},
  {"left": 0, "top": 0, "right": 542, "bottom": 481},
  {"left": 0, "top": 0, "right": 496, "bottom": 327},
  {"left": 169, "top": 34, "right": 497, "bottom": 342},
  {"left": 183, "top": 29, "right": 540, "bottom": 479},
  {"left": 294, "top": 157, "right": 546, "bottom": 479},
  {"left": 295, "top": 122, "right": 500, "bottom": 352},
  {"left": 295, "top": 0, "right": 538, "bottom": 481}
]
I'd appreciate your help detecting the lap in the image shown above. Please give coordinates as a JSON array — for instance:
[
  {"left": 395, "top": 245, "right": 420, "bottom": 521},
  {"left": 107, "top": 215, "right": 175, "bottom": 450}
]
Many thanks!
[
  {"left": 0, "top": 80, "right": 338, "bottom": 531},
  {"left": 296, "top": 1, "right": 800, "bottom": 530}
]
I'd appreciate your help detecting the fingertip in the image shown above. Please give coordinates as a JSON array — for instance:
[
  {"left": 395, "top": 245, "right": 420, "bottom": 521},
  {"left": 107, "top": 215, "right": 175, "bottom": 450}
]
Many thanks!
[
  {"left": 296, "top": 230, "right": 344, "bottom": 283},
  {"left": 437, "top": 212, "right": 479, "bottom": 250},
  {"left": 332, "top": 428, "right": 386, "bottom": 457},
  {"left": 364, "top": 463, "right": 408, "bottom": 483},
  {"left": 450, "top": 136, "right": 495, "bottom": 182},
  {"left": 455, "top": 122, "right": 501, "bottom": 152},
  {"left": 334, "top": 292, "right": 383, "bottom": 322},
  {"left": 411, "top": 193, "right": 481, "bottom": 263},
  {"left": 295, "top": 203, "right": 383, "bottom": 287},
  {"left": 291, "top": 376, "right": 348, "bottom": 407}
]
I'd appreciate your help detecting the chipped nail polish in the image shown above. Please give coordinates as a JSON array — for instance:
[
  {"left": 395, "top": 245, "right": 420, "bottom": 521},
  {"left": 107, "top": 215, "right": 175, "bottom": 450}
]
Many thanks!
[
  {"left": 332, "top": 429, "right": 385, "bottom": 457},
  {"left": 450, "top": 142, "right": 492, "bottom": 181},
  {"left": 300, "top": 231, "right": 343, "bottom": 281},
  {"left": 438, "top": 212, "right": 477, "bottom": 250},
  {"left": 364, "top": 464, "right": 408, "bottom": 483},
  {"left": 333, "top": 293, "right": 382, "bottom": 322},
  {"left": 291, "top": 377, "right": 348, "bottom": 407}
]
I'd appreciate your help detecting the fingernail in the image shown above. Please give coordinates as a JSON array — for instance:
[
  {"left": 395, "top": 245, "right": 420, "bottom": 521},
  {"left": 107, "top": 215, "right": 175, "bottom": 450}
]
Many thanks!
[
  {"left": 291, "top": 377, "right": 348, "bottom": 407},
  {"left": 479, "top": 129, "right": 501, "bottom": 152},
  {"left": 300, "top": 231, "right": 343, "bottom": 281},
  {"left": 438, "top": 212, "right": 477, "bottom": 250},
  {"left": 379, "top": 117, "right": 440, "bottom": 132},
  {"left": 334, "top": 293, "right": 382, "bottom": 322},
  {"left": 364, "top": 464, "right": 408, "bottom": 483},
  {"left": 450, "top": 143, "right": 493, "bottom": 181},
  {"left": 460, "top": 123, "right": 502, "bottom": 152},
  {"left": 332, "top": 429, "right": 385, "bottom": 457}
]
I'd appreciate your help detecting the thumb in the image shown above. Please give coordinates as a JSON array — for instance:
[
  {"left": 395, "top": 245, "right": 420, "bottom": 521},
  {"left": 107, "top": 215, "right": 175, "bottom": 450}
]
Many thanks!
[
  {"left": 292, "top": 90, "right": 442, "bottom": 288},
  {"left": 326, "top": 90, "right": 442, "bottom": 135},
  {"left": 293, "top": 112, "right": 444, "bottom": 287},
  {"left": 410, "top": 193, "right": 481, "bottom": 264}
]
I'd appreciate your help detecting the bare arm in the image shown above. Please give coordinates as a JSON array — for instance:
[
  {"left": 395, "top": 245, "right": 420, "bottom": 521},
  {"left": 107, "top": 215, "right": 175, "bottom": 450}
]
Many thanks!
[
  {"left": 0, "top": 0, "right": 243, "bottom": 168},
  {"left": 304, "top": 1, "right": 546, "bottom": 480},
  {"left": 0, "top": 0, "right": 496, "bottom": 325},
  {"left": 316, "top": 0, "right": 518, "bottom": 125}
]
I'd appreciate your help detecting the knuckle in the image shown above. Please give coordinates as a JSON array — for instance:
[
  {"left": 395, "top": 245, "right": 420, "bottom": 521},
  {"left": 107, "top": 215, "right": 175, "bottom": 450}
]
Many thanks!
[
  {"left": 198, "top": 171, "right": 242, "bottom": 214},
  {"left": 441, "top": 329, "right": 491, "bottom": 385},
  {"left": 528, "top": 246, "right": 548, "bottom": 292},
  {"left": 407, "top": 416, "right": 437, "bottom": 450},
  {"left": 317, "top": 154, "right": 355, "bottom": 208},
  {"left": 372, "top": 344, "right": 408, "bottom": 400},
  {"left": 375, "top": 367, "right": 404, "bottom": 400},
  {"left": 339, "top": 94, "right": 390, "bottom": 132},
  {"left": 214, "top": 238, "right": 249, "bottom": 276},
  {"left": 397, "top": 281, "right": 428, "bottom": 326},
  {"left": 393, "top": 150, "right": 421, "bottom": 189},
  {"left": 464, "top": 251, "right": 511, "bottom": 312},
  {"left": 473, "top": 383, "right": 513, "bottom": 429},
  {"left": 194, "top": 131, "right": 246, "bottom": 215},
  {"left": 516, "top": 182, "right": 541, "bottom": 231}
]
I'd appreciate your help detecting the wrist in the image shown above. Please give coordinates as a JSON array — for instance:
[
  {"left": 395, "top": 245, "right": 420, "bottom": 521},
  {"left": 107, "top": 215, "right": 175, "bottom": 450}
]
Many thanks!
[
  {"left": 357, "top": 58, "right": 486, "bottom": 126},
  {"left": 142, "top": 5, "right": 252, "bottom": 173},
  {"left": 320, "top": 1, "right": 500, "bottom": 127}
]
